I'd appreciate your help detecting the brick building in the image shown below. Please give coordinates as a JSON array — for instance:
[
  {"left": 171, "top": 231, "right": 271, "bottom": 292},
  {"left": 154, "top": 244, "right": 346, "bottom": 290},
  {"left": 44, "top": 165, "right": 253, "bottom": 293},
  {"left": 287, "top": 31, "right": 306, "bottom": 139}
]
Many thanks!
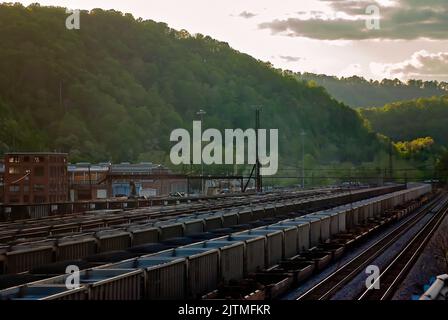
[
  {"left": 2, "top": 154, "right": 187, "bottom": 204},
  {"left": 4, "top": 153, "right": 68, "bottom": 204},
  {"left": 0, "top": 159, "right": 4, "bottom": 203}
]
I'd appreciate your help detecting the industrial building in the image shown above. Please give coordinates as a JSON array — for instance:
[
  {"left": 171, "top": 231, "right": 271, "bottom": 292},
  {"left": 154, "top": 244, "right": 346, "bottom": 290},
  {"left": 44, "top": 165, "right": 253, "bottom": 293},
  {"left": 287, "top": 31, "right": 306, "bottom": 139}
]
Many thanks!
[
  {"left": 68, "top": 162, "right": 188, "bottom": 200},
  {"left": 3, "top": 152, "right": 68, "bottom": 204},
  {"left": 1, "top": 153, "right": 188, "bottom": 203},
  {"left": 68, "top": 163, "right": 110, "bottom": 201},
  {"left": 106, "top": 162, "right": 187, "bottom": 198}
]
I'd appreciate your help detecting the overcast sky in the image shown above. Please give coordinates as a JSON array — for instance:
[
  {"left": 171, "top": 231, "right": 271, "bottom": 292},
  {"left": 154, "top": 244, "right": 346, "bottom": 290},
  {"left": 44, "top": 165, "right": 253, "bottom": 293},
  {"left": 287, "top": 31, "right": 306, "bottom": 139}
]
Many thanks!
[{"left": 16, "top": 0, "right": 448, "bottom": 81}]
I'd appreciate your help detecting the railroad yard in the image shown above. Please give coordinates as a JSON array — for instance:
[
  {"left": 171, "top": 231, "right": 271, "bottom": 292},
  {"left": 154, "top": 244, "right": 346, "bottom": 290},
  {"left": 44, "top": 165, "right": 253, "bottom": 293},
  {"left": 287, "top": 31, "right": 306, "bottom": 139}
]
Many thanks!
[{"left": 0, "top": 183, "right": 444, "bottom": 301}]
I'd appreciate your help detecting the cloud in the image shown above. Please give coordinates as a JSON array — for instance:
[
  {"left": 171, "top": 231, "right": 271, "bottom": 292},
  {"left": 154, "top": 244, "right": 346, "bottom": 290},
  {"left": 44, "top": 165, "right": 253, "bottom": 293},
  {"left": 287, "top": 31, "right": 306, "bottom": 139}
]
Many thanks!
[
  {"left": 238, "top": 11, "right": 257, "bottom": 19},
  {"left": 339, "top": 63, "right": 362, "bottom": 77},
  {"left": 324, "top": 0, "right": 377, "bottom": 16},
  {"left": 278, "top": 55, "right": 303, "bottom": 62},
  {"left": 259, "top": 0, "right": 448, "bottom": 40},
  {"left": 370, "top": 50, "right": 448, "bottom": 80}
]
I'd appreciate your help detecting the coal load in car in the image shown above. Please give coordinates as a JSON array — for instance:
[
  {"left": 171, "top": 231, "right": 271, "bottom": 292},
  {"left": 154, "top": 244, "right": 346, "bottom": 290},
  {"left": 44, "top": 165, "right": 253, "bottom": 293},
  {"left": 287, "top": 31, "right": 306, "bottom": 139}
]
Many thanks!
[
  {"left": 29, "top": 260, "right": 92, "bottom": 275},
  {"left": 84, "top": 250, "right": 137, "bottom": 264},
  {"left": 126, "top": 243, "right": 170, "bottom": 255}
]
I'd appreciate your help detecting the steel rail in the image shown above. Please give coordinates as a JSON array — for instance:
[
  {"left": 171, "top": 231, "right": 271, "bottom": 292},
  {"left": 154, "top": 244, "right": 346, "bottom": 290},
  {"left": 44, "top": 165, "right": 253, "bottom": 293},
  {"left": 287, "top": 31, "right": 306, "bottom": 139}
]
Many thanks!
[
  {"left": 296, "top": 192, "right": 446, "bottom": 300},
  {"left": 358, "top": 197, "right": 448, "bottom": 300}
]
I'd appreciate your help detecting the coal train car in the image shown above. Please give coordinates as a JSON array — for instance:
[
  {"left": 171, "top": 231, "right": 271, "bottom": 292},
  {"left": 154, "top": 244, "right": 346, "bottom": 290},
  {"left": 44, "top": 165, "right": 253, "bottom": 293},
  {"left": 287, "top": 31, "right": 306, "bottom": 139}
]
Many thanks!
[
  {"left": 0, "top": 184, "right": 431, "bottom": 300},
  {"left": 0, "top": 184, "right": 407, "bottom": 275}
]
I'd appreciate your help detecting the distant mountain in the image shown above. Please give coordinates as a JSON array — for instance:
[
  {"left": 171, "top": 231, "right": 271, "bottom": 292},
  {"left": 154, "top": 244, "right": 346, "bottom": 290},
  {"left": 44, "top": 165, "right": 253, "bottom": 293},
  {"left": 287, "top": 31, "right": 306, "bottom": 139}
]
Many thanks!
[
  {"left": 0, "top": 4, "right": 386, "bottom": 170},
  {"left": 296, "top": 73, "right": 448, "bottom": 108},
  {"left": 359, "top": 95, "right": 448, "bottom": 147}
]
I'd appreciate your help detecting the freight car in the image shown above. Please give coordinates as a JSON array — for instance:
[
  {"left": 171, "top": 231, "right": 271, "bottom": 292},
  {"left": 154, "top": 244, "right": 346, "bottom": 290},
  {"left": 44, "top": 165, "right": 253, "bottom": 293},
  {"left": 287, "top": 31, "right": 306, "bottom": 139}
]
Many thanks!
[
  {"left": 0, "top": 184, "right": 425, "bottom": 277},
  {"left": 0, "top": 189, "right": 335, "bottom": 272},
  {"left": 0, "top": 184, "right": 431, "bottom": 300}
]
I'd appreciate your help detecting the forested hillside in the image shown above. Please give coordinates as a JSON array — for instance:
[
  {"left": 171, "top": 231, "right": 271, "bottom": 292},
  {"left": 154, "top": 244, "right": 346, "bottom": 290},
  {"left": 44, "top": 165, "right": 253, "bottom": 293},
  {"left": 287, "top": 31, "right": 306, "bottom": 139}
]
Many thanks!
[
  {"left": 0, "top": 3, "right": 384, "bottom": 171},
  {"left": 297, "top": 73, "right": 448, "bottom": 108},
  {"left": 359, "top": 96, "right": 448, "bottom": 147}
]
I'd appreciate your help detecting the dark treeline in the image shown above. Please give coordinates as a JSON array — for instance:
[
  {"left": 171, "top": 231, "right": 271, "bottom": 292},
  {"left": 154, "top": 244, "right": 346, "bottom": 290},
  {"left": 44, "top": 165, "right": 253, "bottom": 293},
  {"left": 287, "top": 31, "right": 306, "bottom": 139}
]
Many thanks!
[{"left": 296, "top": 73, "right": 448, "bottom": 108}]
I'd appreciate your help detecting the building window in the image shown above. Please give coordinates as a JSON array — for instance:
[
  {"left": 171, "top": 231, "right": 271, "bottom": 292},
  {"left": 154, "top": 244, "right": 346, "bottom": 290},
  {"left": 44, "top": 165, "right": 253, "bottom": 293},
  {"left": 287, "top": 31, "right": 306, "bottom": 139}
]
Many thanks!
[
  {"left": 9, "top": 185, "right": 20, "bottom": 192},
  {"left": 34, "top": 156, "right": 45, "bottom": 163},
  {"left": 24, "top": 185, "right": 29, "bottom": 193},
  {"left": 34, "top": 166, "right": 45, "bottom": 177},
  {"left": 8, "top": 167, "right": 20, "bottom": 175},
  {"left": 23, "top": 195, "right": 29, "bottom": 203},
  {"left": 33, "top": 184, "right": 45, "bottom": 192},
  {"left": 8, "top": 156, "right": 20, "bottom": 163},
  {"left": 34, "top": 196, "right": 46, "bottom": 203}
]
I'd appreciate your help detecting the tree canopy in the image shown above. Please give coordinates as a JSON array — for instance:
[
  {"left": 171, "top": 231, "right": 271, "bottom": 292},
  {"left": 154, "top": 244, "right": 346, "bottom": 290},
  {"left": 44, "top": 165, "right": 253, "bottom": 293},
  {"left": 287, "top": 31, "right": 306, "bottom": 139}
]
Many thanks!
[
  {"left": 360, "top": 96, "right": 448, "bottom": 147},
  {"left": 0, "top": 3, "right": 385, "bottom": 173},
  {"left": 296, "top": 73, "right": 448, "bottom": 108}
]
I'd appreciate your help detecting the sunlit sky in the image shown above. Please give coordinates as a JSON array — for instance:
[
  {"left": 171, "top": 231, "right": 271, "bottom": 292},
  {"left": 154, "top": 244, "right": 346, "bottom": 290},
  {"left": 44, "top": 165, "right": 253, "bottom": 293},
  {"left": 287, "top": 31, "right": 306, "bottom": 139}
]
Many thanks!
[{"left": 15, "top": 0, "right": 448, "bottom": 81}]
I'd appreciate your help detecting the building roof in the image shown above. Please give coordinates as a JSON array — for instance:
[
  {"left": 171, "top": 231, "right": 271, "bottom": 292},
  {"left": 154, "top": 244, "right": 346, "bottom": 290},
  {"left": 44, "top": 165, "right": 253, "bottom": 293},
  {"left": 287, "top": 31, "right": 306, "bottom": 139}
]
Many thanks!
[
  {"left": 68, "top": 164, "right": 110, "bottom": 173},
  {"left": 67, "top": 162, "right": 171, "bottom": 174},
  {"left": 110, "top": 162, "right": 170, "bottom": 174},
  {"left": 5, "top": 152, "right": 68, "bottom": 156}
]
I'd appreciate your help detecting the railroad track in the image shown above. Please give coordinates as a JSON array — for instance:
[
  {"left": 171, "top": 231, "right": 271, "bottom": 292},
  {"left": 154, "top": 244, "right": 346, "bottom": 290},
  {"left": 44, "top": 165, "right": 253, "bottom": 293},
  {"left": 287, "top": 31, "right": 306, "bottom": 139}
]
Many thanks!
[
  {"left": 0, "top": 189, "right": 339, "bottom": 243},
  {"left": 0, "top": 189, "right": 331, "bottom": 228},
  {"left": 296, "top": 192, "right": 448, "bottom": 301},
  {"left": 358, "top": 194, "right": 448, "bottom": 300}
]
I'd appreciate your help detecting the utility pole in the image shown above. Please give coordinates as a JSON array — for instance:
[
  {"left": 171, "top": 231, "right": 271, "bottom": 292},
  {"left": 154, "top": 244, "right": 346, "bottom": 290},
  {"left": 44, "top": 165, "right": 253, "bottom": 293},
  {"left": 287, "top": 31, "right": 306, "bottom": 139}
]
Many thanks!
[
  {"left": 255, "top": 107, "right": 262, "bottom": 192},
  {"left": 388, "top": 141, "right": 394, "bottom": 183},
  {"left": 301, "top": 130, "right": 306, "bottom": 189},
  {"left": 241, "top": 106, "right": 264, "bottom": 193},
  {"left": 88, "top": 164, "right": 93, "bottom": 200},
  {"left": 197, "top": 109, "right": 206, "bottom": 195}
]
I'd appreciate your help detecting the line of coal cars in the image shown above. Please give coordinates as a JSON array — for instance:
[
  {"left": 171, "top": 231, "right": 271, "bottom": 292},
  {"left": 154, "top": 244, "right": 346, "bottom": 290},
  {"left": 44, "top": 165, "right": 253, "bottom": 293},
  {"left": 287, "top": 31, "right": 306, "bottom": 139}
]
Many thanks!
[
  {"left": 0, "top": 185, "right": 403, "bottom": 276},
  {"left": 0, "top": 184, "right": 431, "bottom": 300}
]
